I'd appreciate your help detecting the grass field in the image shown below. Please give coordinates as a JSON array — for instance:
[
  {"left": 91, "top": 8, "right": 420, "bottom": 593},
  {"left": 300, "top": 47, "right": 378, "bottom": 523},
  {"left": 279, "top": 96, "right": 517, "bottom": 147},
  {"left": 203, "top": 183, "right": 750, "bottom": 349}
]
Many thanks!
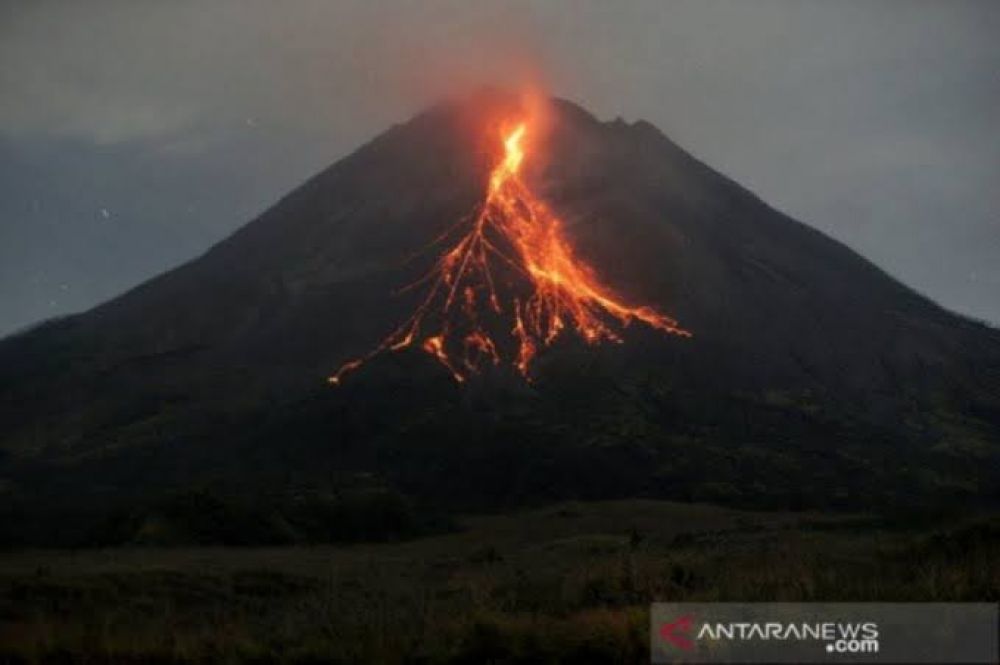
[{"left": 1, "top": 500, "right": 997, "bottom": 663}]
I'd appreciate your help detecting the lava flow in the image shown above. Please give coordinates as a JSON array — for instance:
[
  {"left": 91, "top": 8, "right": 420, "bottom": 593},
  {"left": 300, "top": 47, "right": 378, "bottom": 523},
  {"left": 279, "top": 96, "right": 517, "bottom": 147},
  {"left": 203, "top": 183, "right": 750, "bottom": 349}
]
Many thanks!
[{"left": 329, "top": 120, "right": 690, "bottom": 385}]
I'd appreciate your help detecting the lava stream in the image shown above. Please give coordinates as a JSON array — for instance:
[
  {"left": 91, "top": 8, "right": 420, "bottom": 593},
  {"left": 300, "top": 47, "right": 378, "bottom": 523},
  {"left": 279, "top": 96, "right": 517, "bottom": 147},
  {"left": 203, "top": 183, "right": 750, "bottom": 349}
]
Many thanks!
[{"left": 329, "top": 121, "right": 690, "bottom": 385}]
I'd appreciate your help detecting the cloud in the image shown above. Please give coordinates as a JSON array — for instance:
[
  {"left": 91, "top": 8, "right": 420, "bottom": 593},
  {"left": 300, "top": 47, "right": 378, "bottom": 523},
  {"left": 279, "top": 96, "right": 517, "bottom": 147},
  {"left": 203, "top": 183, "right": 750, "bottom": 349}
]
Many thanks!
[
  {"left": 0, "top": 1, "right": 549, "bottom": 147},
  {"left": 0, "top": 0, "right": 998, "bottom": 332}
]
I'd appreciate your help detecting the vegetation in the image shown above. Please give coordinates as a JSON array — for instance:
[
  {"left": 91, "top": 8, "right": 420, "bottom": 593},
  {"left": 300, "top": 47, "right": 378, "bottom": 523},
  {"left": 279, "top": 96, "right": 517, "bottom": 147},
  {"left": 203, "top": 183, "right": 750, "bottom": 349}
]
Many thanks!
[
  {"left": 90, "top": 488, "right": 450, "bottom": 547},
  {"left": 1, "top": 500, "right": 996, "bottom": 664}
]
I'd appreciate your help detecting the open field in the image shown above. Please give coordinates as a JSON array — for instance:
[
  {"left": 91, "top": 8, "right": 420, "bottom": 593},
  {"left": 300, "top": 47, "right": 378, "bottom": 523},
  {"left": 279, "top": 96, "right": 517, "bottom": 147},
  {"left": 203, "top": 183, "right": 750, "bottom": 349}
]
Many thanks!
[{"left": 1, "top": 500, "right": 997, "bottom": 663}]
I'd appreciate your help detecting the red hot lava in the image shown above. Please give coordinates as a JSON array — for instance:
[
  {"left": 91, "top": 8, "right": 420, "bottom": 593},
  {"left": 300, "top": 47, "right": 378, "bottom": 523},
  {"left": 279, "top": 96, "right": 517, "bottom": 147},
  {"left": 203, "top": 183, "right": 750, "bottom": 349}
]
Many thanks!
[{"left": 330, "top": 120, "right": 690, "bottom": 385}]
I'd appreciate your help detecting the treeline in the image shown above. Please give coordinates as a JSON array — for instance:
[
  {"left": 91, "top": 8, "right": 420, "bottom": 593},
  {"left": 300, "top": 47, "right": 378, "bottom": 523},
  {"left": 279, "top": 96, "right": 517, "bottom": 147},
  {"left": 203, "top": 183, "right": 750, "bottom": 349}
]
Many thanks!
[{"left": 0, "top": 487, "right": 455, "bottom": 547}]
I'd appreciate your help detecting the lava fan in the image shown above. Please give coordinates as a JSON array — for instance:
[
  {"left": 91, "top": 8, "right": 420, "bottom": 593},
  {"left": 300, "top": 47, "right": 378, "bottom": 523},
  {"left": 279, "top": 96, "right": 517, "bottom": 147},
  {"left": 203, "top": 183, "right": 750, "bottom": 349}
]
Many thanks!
[{"left": 329, "top": 120, "right": 691, "bottom": 385}]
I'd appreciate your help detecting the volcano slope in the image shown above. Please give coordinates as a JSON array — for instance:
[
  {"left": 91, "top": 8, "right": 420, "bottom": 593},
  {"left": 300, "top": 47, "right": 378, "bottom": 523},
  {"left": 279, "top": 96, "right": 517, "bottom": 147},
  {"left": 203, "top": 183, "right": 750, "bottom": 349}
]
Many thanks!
[{"left": 2, "top": 92, "right": 999, "bottom": 544}]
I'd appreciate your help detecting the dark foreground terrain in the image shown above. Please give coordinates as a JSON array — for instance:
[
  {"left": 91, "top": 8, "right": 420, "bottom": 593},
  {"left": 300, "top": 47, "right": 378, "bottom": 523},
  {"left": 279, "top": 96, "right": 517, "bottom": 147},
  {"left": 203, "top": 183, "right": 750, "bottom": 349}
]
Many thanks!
[{"left": 1, "top": 500, "right": 997, "bottom": 664}]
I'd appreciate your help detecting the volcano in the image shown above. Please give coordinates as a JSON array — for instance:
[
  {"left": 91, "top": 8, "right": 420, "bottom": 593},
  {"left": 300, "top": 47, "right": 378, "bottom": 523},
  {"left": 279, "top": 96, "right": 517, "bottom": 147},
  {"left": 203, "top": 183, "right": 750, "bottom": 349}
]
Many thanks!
[{"left": 2, "top": 91, "right": 999, "bottom": 543}]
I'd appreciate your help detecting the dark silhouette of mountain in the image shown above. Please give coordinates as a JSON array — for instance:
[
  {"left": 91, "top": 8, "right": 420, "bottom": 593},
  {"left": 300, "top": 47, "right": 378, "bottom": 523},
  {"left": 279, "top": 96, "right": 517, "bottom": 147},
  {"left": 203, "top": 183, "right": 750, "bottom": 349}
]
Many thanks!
[{"left": 2, "top": 91, "right": 999, "bottom": 544}]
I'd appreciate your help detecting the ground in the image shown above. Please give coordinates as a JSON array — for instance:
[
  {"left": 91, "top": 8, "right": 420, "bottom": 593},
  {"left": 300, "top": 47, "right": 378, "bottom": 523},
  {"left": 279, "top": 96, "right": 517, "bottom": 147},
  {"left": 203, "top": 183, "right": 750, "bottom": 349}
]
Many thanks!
[{"left": 0, "top": 500, "right": 996, "bottom": 663}]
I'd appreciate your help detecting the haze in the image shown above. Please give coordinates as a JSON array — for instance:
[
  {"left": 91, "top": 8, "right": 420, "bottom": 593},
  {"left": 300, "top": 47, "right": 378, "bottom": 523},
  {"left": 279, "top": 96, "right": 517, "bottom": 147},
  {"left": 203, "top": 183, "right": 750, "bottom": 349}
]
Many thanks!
[{"left": 1, "top": 0, "right": 997, "bottom": 335}]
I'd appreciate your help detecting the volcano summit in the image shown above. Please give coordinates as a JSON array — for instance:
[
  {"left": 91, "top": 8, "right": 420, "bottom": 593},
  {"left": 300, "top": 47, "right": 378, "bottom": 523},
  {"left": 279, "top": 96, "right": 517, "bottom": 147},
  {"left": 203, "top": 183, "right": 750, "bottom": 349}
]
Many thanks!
[
  {"left": 330, "top": 117, "right": 690, "bottom": 386},
  {"left": 1, "top": 91, "right": 999, "bottom": 544}
]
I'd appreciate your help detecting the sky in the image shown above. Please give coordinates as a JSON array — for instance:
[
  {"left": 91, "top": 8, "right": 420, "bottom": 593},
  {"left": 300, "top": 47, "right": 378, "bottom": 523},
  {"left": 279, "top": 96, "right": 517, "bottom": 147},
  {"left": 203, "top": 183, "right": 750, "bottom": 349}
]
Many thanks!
[{"left": 1, "top": 0, "right": 998, "bottom": 335}]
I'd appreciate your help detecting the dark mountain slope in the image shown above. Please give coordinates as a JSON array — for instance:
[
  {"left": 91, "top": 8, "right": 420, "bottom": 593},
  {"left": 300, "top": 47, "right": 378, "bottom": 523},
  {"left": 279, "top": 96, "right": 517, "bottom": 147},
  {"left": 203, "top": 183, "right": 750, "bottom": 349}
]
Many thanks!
[{"left": 2, "top": 92, "right": 999, "bottom": 543}]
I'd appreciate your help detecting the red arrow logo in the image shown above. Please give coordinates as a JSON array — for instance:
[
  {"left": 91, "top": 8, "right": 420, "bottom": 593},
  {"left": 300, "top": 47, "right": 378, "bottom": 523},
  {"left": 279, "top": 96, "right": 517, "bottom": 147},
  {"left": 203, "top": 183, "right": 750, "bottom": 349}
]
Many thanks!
[{"left": 659, "top": 614, "right": 695, "bottom": 651}]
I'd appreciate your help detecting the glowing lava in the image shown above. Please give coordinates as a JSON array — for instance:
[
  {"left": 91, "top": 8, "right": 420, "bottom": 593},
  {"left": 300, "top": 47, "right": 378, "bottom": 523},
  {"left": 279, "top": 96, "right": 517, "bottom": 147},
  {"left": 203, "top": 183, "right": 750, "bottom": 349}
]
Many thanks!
[{"left": 329, "top": 120, "right": 690, "bottom": 385}]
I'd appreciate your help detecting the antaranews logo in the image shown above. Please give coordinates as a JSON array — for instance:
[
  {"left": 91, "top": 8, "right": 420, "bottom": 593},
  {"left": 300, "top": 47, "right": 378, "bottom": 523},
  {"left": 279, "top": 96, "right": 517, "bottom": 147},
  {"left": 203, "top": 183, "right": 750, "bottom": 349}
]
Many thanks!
[
  {"left": 658, "top": 617, "right": 879, "bottom": 655},
  {"left": 659, "top": 614, "right": 696, "bottom": 651},
  {"left": 650, "top": 603, "right": 998, "bottom": 664}
]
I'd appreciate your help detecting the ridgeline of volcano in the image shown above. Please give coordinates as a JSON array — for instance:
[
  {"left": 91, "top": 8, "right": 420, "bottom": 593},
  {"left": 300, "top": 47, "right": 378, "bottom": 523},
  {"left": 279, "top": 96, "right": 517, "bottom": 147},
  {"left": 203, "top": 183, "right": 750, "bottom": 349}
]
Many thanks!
[{"left": 2, "top": 90, "right": 999, "bottom": 545}]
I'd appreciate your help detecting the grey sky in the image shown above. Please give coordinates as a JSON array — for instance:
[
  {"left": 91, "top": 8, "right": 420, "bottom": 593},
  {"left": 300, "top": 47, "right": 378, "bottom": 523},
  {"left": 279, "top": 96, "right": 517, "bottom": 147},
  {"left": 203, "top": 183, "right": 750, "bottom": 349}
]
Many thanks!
[{"left": 1, "top": 0, "right": 997, "bottom": 335}]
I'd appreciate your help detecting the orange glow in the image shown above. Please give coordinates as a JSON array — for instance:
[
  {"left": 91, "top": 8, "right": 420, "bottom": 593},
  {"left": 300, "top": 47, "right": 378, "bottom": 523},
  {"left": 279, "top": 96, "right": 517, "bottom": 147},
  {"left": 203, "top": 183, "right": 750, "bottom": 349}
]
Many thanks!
[{"left": 329, "top": 120, "right": 690, "bottom": 385}]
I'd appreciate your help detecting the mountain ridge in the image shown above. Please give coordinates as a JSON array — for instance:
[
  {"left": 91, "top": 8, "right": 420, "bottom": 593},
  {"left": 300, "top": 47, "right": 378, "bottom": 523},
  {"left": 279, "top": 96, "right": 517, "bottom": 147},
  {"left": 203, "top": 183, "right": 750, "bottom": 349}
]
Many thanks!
[{"left": 2, "top": 91, "right": 998, "bottom": 544}]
